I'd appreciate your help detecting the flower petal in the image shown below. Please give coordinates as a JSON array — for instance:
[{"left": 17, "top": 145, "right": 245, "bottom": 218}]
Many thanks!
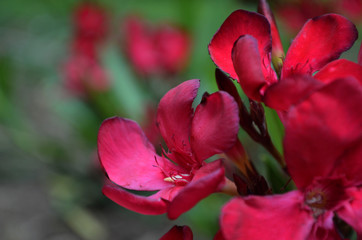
[
  {"left": 157, "top": 79, "right": 199, "bottom": 162},
  {"left": 284, "top": 77, "right": 362, "bottom": 190},
  {"left": 220, "top": 191, "right": 314, "bottom": 240},
  {"left": 332, "top": 140, "right": 362, "bottom": 186},
  {"left": 258, "top": 0, "right": 285, "bottom": 62},
  {"left": 264, "top": 74, "right": 323, "bottom": 111},
  {"left": 191, "top": 91, "right": 239, "bottom": 162},
  {"left": 208, "top": 10, "right": 272, "bottom": 80},
  {"left": 314, "top": 59, "right": 362, "bottom": 84},
  {"left": 232, "top": 35, "right": 269, "bottom": 101},
  {"left": 102, "top": 180, "right": 168, "bottom": 215},
  {"left": 167, "top": 160, "right": 225, "bottom": 220},
  {"left": 337, "top": 187, "right": 362, "bottom": 237},
  {"left": 98, "top": 117, "right": 171, "bottom": 190},
  {"left": 160, "top": 225, "right": 193, "bottom": 240},
  {"left": 282, "top": 14, "right": 358, "bottom": 78}
]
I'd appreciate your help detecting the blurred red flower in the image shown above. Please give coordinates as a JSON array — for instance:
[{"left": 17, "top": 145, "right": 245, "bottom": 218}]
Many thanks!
[
  {"left": 73, "top": 2, "right": 108, "bottom": 43},
  {"left": 276, "top": 0, "right": 362, "bottom": 33},
  {"left": 122, "top": 16, "right": 191, "bottom": 77},
  {"left": 63, "top": 2, "right": 109, "bottom": 96}
]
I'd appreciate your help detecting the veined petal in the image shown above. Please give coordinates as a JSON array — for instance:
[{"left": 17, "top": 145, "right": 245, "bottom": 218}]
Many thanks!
[
  {"left": 157, "top": 79, "right": 199, "bottom": 160},
  {"left": 220, "top": 191, "right": 314, "bottom": 240},
  {"left": 284, "top": 78, "right": 362, "bottom": 190},
  {"left": 337, "top": 187, "right": 362, "bottom": 237},
  {"left": 102, "top": 180, "right": 168, "bottom": 215},
  {"left": 167, "top": 160, "right": 225, "bottom": 220},
  {"left": 160, "top": 225, "right": 193, "bottom": 240},
  {"left": 264, "top": 74, "right": 323, "bottom": 111},
  {"left": 98, "top": 117, "right": 171, "bottom": 191},
  {"left": 191, "top": 91, "right": 239, "bottom": 162},
  {"left": 282, "top": 14, "right": 358, "bottom": 78},
  {"left": 208, "top": 10, "right": 272, "bottom": 80},
  {"left": 232, "top": 35, "right": 269, "bottom": 101},
  {"left": 314, "top": 59, "right": 362, "bottom": 84}
]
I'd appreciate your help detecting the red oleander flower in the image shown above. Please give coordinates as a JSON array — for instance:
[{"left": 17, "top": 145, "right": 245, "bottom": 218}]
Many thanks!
[
  {"left": 218, "top": 77, "right": 362, "bottom": 240},
  {"left": 160, "top": 225, "right": 193, "bottom": 240},
  {"left": 63, "top": 54, "right": 109, "bottom": 96},
  {"left": 73, "top": 2, "right": 108, "bottom": 43},
  {"left": 123, "top": 15, "right": 191, "bottom": 77},
  {"left": 208, "top": 2, "right": 357, "bottom": 109},
  {"left": 97, "top": 79, "right": 239, "bottom": 219}
]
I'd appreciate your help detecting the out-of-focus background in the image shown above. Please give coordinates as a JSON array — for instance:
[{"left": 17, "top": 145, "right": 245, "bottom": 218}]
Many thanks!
[{"left": 0, "top": 0, "right": 361, "bottom": 239}]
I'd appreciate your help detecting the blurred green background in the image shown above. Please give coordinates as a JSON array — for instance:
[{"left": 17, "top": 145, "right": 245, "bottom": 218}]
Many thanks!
[{"left": 0, "top": 0, "right": 360, "bottom": 239}]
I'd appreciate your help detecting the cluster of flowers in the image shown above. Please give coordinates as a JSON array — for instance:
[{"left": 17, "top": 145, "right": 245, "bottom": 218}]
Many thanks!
[
  {"left": 63, "top": 2, "right": 109, "bottom": 96},
  {"left": 97, "top": 0, "right": 362, "bottom": 239}
]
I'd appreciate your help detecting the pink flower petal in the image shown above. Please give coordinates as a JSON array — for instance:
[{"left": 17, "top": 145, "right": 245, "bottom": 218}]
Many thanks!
[
  {"left": 102, "top": 180, "right": 168, "bottom": 215},
  {"left": 157, "top": 79, "right": 199, "bottom": 165},
  {"left": 208, "top": 10, "right": 272, "bottom": 80},
  {"left": 282, "top": 14, "right": 358, "bottom": 78},
  {"left": 191, "top": 91, "right": 239, "bottom": 162},
  {"left": 231, "top": 35, "right": 269, "bottom": 101},
  {"left": 167, "top": 160, "right": 225, "bottom": 220},
  {"left": 220, "top": 191, "right": 314, "bottom": 240},
  {"left": 337, "top": 187, "right": 362, "bottom": 237},
  {"left": 314, "top": 59, "right": 362, "bottom": 84},
  {"left": 284, "top": 78, "right": 362, "bottom": 190},
  {"left": 98, "top": 117, "right": 171, "bottom": 191},
  {"left": 264, "top": 74, "right": 323, "bottom": 111},
  {"left": 160, "top": 225, "right": 193, "bottom": 240}
]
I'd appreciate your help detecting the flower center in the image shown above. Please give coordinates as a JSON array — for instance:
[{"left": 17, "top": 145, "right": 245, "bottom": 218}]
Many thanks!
[
  {"left": 164, "top": 173, "right": 192, "bottom": 186},
  {"left": 305, "top": 189, "right": 327, "bottom": 217},
  {"left": 304, "top": 177, "right": 349, "bottom": 218}
]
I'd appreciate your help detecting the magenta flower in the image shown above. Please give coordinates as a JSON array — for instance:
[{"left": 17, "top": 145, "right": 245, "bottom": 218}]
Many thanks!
[
  {"left": 97, "top": 79, "right": 239, "bottom": 219},
  {"left": 218, "top": 77, "right": 362, "bottom": 239},
  {"left": 208, "top": 4, "right": 357, "bottom": 108}
]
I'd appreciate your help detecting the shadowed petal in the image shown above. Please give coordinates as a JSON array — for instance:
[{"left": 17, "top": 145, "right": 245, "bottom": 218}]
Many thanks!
[
  {"left": 282, "top": 14, "right": 358, "bottom": 78},
  {"left": 314, "top": 59, "right": 362, "bottom": 84},
  {"left": 220, "top": 191, "right": 314, "bottom": 240},
  {"left": 98, "top": 117, "right": 171, "bottom": 191},
  {"left": 337, "top": 187, "right": 362, "bottom": 237},
  {"left": 157, "top": 79, "right": 199, "bottom": 159},
  {"left": 264, "top": 74, "right": 323, "bottom": 111},
  {"left": 191, "top": 91, "right": 239, "bottom": 162},
  {"left": 160, "top": 225, "right": 193, "bottom": 240},
  {"left": 208, "top": 10, "right": 272, "bottom": 80},
  {"left": 167, "top": 160, "right": 225, "bottom": 220},
  {"left": 102, "top": 180, "right": 168, "bottom": 215},
  {"left": 332, "top": 140, "right": 362, "bottom": 186},
  {"left": 232, "top": 35, "right": 269, "bottom": 101},
  {"left": 284, "top": 78, "right": 362, "bottom": 190}
]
